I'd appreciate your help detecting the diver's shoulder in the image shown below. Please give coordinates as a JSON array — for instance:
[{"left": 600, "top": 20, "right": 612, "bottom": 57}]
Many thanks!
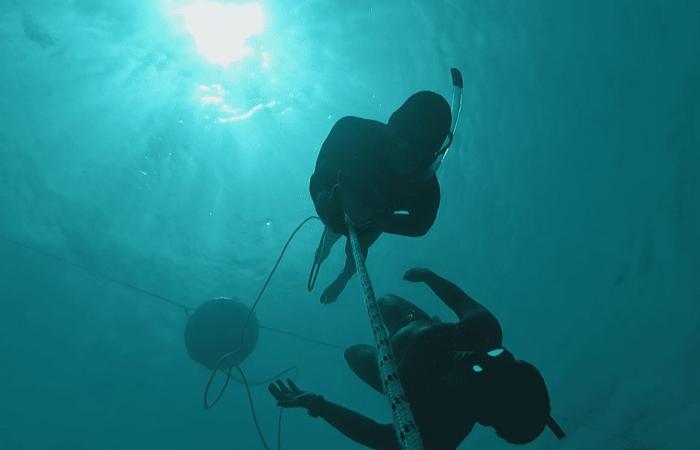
[
  {"left": 325, "top": 117, "right": 392, "bottom": 154},
  {"left": 332, "top": 116, "right": 387, "bottom": 132}
]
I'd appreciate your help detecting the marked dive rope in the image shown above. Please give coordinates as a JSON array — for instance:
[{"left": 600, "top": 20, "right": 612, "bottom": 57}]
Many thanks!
[{"left": 346, "top": 218, "right": 426, "bottom": 450}]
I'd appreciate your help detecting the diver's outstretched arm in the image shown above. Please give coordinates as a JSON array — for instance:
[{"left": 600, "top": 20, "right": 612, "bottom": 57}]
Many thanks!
[
  {"left": 268, "top": 379, "right": 398, "bottom": 450},
  {"left": 403, "top": 269, "right": 482, "bottom": 319},
  {"left": 313, "top": 399, "right": 400, "bottom": 450}
]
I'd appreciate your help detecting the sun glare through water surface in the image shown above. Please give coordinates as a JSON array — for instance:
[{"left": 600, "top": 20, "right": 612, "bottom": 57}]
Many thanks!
[{"left": 177, "top": 1, "right": 264, "bottom": 67}]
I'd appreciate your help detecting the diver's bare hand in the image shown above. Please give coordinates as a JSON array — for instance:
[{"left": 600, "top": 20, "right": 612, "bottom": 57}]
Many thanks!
[
  {"left": 403, "top": 268, "right": 433, "bottom": 282},
  {"left": 268, "top": 379, "right": 322, "bottom": 410}
]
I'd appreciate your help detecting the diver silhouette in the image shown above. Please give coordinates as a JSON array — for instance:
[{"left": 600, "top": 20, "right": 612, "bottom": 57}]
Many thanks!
[
  {"left": 309, "top": 91, "right": 451, "bottom": 304},
  {"left": 269, "top": 269, "right": 564, "bottom": 449}
]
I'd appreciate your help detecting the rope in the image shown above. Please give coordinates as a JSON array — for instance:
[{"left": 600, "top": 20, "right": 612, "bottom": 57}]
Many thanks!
[
  {"left": 259, "top": 326, "right": 345, "bottom": 351},
  {"left": 0, "top": 229, "right": 341, "bottom": 350},
  {"left": 236, "top": 365, "right": 271, "bottom": 450},
  {"left": 230, "top": 366, "right": 299, "bottom": 387},
  {"left": 201, "top": 366, "right": 297, "bottom": 449},
  {"left": 198, "top": 216, "right": 325, "bottom": 450},
  {"left": 204, "top": 367, "right": 234, "bottom": 408},
  {"left": 346, "top": 218, "right": 425, "bottom": 450},
  {"left": 0, "top": 235, "right": 194, "bottom": 316},
  {"left": 307, "top": 226, "right": 328, "bottom": 291},
  {"left": 203, "top": 216, "right": 322, "bottom": 408},
  {"left": 277, "top": 408, "right": 285, "bottom": 450},
  {"left": 245, "top": 216, "right": 322, "bottom": 325}
]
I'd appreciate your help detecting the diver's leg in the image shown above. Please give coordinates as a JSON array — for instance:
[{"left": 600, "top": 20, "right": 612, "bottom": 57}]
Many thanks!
[
  {"left": 320, "top": 253, "right": 354, "bottom": 304},
  {"left": 344, "top": 344, "right": 383, "bottom": 393},
  {"left": 320, "top": 230, "right": 380, "bottom": 304},
  {"left": 358, "top": 229, "right": 382, "bottom": 257}
]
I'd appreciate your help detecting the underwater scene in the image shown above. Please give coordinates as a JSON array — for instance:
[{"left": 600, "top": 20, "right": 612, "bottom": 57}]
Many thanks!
[{"left": 0, "top": 1, "right": 698, "bottom": 449}]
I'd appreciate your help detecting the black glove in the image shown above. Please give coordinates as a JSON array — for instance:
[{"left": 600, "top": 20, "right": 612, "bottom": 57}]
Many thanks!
[{"left": 268, "top": 379, "right": 325, "bottom": 417}]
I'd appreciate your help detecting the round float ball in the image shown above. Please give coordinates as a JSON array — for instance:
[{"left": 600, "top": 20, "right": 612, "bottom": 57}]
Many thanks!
[{"left": 184, "top": 297, "right": 259, "bottom": 370}]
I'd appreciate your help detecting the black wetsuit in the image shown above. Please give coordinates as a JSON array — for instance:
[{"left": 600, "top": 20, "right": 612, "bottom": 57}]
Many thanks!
[
  {"left": 309, "top": 116, "right": 440, "bottom": 237},
  {"left": 309, "top": 273, "right": 503, "bottom": 450}
]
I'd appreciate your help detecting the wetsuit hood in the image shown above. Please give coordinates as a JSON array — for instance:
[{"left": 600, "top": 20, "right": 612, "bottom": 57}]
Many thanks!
[{"left": 388, "top": 91, "right": 452, "bottom": 159}]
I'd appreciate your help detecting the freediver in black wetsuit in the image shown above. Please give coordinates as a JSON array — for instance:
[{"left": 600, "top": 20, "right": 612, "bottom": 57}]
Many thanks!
[
  {"left": 269, "top": 269, "right": 564, "bottom": 449},
  {"left": 309, "top": 91, "right": 451, "bottom": 304}
]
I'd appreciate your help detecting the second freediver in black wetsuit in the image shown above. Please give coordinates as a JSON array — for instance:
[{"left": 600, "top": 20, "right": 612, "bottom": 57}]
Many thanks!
[
  {"left": 309, "top": 91, "right": 452, "bottom": 304},
  {"left": 269, "top": 269, "right": 564, "bottom": 449}
]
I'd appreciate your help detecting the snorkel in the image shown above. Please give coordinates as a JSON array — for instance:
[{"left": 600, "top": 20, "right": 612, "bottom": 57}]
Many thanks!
[{"left": 427, "top": 68, "right": 464, "bottom": 176}]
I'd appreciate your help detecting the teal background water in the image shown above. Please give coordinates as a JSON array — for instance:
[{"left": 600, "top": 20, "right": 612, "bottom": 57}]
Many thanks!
[{"left": 1, "top": 1, "right": 698, "bottom": 449}]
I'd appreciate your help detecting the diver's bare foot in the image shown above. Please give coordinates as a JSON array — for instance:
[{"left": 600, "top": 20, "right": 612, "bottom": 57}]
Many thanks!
[
  {"left": 403, "top": 268, "right": 433, "bottom": 282},
  {"left": 320, "top": 279, "right": 345, "bottom": 304}
]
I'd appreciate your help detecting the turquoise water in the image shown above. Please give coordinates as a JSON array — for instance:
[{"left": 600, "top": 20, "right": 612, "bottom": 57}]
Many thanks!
[{"left": 1, "top": 1, "right": 698, "bottom": 449}]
